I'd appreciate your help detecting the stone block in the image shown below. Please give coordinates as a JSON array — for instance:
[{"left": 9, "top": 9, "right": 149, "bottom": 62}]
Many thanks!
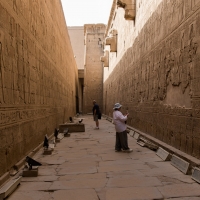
[
  {"left": 56, "top": 138, "right": 60, "bottom": 143},
  {"left": 192, "top": 167, "right": 200, "bottom": 184},
  {"left": 22, "top": 167, "right": 38, "bottom": 177},
  {"left": 64, "top": 133, "right": 71, "bottom": 137},
  {"left": 171, "top": 154, "right": 190, "bottom": 174},
  {"left": 137, "top": 140, "right": 146, "bottom": 147},
  {"left": 49, "top": 143, "right": 55, "bottom": 150},
  {"left": 43, "top": 149, "right": 53, "bottom": 155},
  {"left": 57, "top": 133, "right": 64, "bottom": 140},
  {"left": 0, "top": 176, "right": 22, "bottom": 200},
  {"left": 129, "top": 130, "right": 135, "bottom": 137},
  {"left": 105, "top": 34, "right": 117, "bottom": 52},
  {"left": 133, "top": 132, "right": 140, "bottom": 140},
  {"left": 59, "top": 123, "right": 85, "bottom": 133},
  {"left": 156, "top": 147, "right": 171, "bottom": 161}
]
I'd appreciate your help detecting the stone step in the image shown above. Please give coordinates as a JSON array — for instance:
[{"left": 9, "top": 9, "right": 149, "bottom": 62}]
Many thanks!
[{"left": 0, "top": 176, "right": 22, "bottom": 200}]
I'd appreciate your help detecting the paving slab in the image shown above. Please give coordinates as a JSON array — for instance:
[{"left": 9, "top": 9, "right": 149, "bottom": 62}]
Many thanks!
[
  {"left": 158, "top": 183, "right": 200, "bottom": 198},
  {"left": 52, "top": 189, "right": 99, "bottom": 200},
  {"left": 6, "top": 115, "right": 200, "bottom": 200},
  {"left": 106, "top": 187, "right": 163, "bottom": 200},
  {"left": 8, "top": 191, "right": 52, "bottom": 200},
  {"left": 107, "top": 176, "right": 162, "bottom": 187}
]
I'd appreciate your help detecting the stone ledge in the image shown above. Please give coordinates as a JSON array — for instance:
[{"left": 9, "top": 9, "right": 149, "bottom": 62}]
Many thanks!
[
  {"left": 0, "top": 176, "right": 21, "bottom": 200},
  {"left": 105, "top": 115, "right": 200, "bottom": 168},
  {"left": 0, "top": 173, "right": 10, "bottom": 188},
  {"left": 126, "top": 124, "right": 200, "bottom": 168}
]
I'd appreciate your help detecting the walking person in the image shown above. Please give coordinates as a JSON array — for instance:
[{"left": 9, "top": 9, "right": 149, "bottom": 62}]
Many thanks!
[
  {"left": 113, "top": 103, "right": 133, "bottom": 152},
  {"left": 92, "top": 100, "right": 100, "bottom": 129}
]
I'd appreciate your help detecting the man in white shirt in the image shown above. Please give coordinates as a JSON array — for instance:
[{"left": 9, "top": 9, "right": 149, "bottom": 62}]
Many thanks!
[{"left": 113, "top": 103, "right": 133, "bottom": 152}]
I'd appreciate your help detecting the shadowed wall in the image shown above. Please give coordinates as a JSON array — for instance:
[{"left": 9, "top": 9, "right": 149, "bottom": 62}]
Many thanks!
[{"left": 0, "top": 0, "right": 78, "bottom": 176}]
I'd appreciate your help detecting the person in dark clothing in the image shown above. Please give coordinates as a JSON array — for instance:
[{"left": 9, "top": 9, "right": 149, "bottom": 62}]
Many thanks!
[{"left": 92, "top": 100, "right": 100, "bottom": 129}]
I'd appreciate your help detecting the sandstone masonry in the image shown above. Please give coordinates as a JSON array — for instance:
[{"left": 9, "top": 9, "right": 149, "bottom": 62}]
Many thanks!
[
  {"left": 0, "top": 0, "right": 78, "bottom": 176},
  {"left": 103, "top": 0, "right": 200, "bottom": 159}
]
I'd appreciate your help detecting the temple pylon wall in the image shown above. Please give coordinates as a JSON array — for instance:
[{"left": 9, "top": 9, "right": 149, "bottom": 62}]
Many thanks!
[
  {"left": 83, "top": 24, "right": 105, "bottom": 113},
  {"left": 103, "top": 0, "right": 200, "bottom": 159},
  {"left": 0, "top": 0, "right": 78, "bottom": 176}
]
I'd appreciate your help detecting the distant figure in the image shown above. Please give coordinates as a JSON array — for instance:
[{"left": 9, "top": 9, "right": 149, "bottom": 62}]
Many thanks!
[
  {"left": 112, "top": 103, "right": 133, "bottom": 152},
  {"left": 92, "top": 100, "right": 100, "bottom": 129}
]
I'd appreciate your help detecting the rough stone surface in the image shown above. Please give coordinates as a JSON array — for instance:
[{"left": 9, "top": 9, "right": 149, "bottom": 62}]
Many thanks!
[
  {"left": 103, "top": 0, "right": 200, "bottom": 159},
  {"left": 83, "top": 24, "right": 105, "bottom": 113},
  {"left": 0, "top": 0, "right": 78, "bottom": 176},
  {"left": 7, "top": 116, "right": 200, "bottom": 200}
]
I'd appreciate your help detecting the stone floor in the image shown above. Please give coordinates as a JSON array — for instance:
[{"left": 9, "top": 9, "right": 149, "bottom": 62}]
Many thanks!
[{"left": 8, "top": 115, "right": 200, "bottom": 200}]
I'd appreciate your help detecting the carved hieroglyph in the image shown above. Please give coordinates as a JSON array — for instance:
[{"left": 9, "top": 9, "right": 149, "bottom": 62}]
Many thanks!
[
  {"left": 0, "top": 0, "right": 78, "bottom": 176},
  {"left": 103, "top": 0, "right": 200, "bottom": 159}
]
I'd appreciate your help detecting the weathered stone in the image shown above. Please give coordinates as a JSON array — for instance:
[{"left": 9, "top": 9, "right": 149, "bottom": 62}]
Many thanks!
[
  {"left": 43, "top": 149, "right": 52, "bottom": 155},
  {"left": 134, "top": 132, "right": 140, "bottom": 140},
  {"left": 191, "top": 167, "right": 200, "bottom": 184},
  {"left": 83, "top": 24, "right": 105, "bottom": 113},
  {"left": 22, "top": 167, "right": 38, "bottom": 177},
  {"left": 0, "top": 0, "right": 78, "bottom": 177},
  {"left": 156, "top": 147, "right": 171, "bottom": 161},
  {"left": 171, "top": 154, "right": 190, "bottom": 174},
  {"left": 100, "top": 50, "right": 109, "bottom": 67},
  {"left": 0, "top": 176, "right": 21, "bottom": 200}
]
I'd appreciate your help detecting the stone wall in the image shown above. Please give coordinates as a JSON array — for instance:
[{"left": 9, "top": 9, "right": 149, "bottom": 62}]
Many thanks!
[
  {"left": 104, "top": 0, "right": 200, "bottom": 159},
  {"left": 83, "top": 24, "right": 105, "bottom": 113},
  {"left": 0, "top": 0, "right": 78, "bottom": 176}
]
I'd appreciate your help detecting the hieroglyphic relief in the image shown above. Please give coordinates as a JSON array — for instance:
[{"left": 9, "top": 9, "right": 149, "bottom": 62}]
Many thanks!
[
  {"left": 104, "top": 0, "right": 200, "bottom": 159},
  {"left": 0, "top": 0, "right": 78, "bottom": 176}
]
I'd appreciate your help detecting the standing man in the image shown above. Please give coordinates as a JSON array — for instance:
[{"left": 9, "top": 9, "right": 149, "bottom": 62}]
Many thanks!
[{"left": 92, "top": 100, "right": 100, "bottom": 129}]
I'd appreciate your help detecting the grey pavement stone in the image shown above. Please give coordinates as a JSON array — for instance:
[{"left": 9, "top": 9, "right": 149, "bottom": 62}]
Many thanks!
[
  {"left": 158, "top": 183, "right": 200, "bottom": 198},
  {"left": 58, "top": 173, "right": 106, "bottom": 181},
  {"left": 49, "top": 177, "right": 107, "bottom": 190},
  {"left": 106, "top": 187, "right": 163, "bottom": 200},
  {"left": 52, "top": 189, "right": 99, "bottom": 200},
  {"left": 7, "top": 116, "right": 200, "bottom": 200},
  {"left": 17, "top": 182, "right": 52, "bottom": 191},
  {"left": 107, "top": 176, "right": 163, "bottom": 187},
  {"left": 8, "top": 191, "right": 52, "bottom": 200},
  {"left": 21, "top": 175, "right": 58, "bottom": 182},
  {"left": 98, "top": 163, "right": 150, "bottom": 173}
]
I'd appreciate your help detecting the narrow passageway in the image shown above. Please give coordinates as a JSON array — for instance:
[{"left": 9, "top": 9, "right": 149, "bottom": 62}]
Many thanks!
[{"left": 8, "top": 116, "right": 200, "bottom": 200}]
